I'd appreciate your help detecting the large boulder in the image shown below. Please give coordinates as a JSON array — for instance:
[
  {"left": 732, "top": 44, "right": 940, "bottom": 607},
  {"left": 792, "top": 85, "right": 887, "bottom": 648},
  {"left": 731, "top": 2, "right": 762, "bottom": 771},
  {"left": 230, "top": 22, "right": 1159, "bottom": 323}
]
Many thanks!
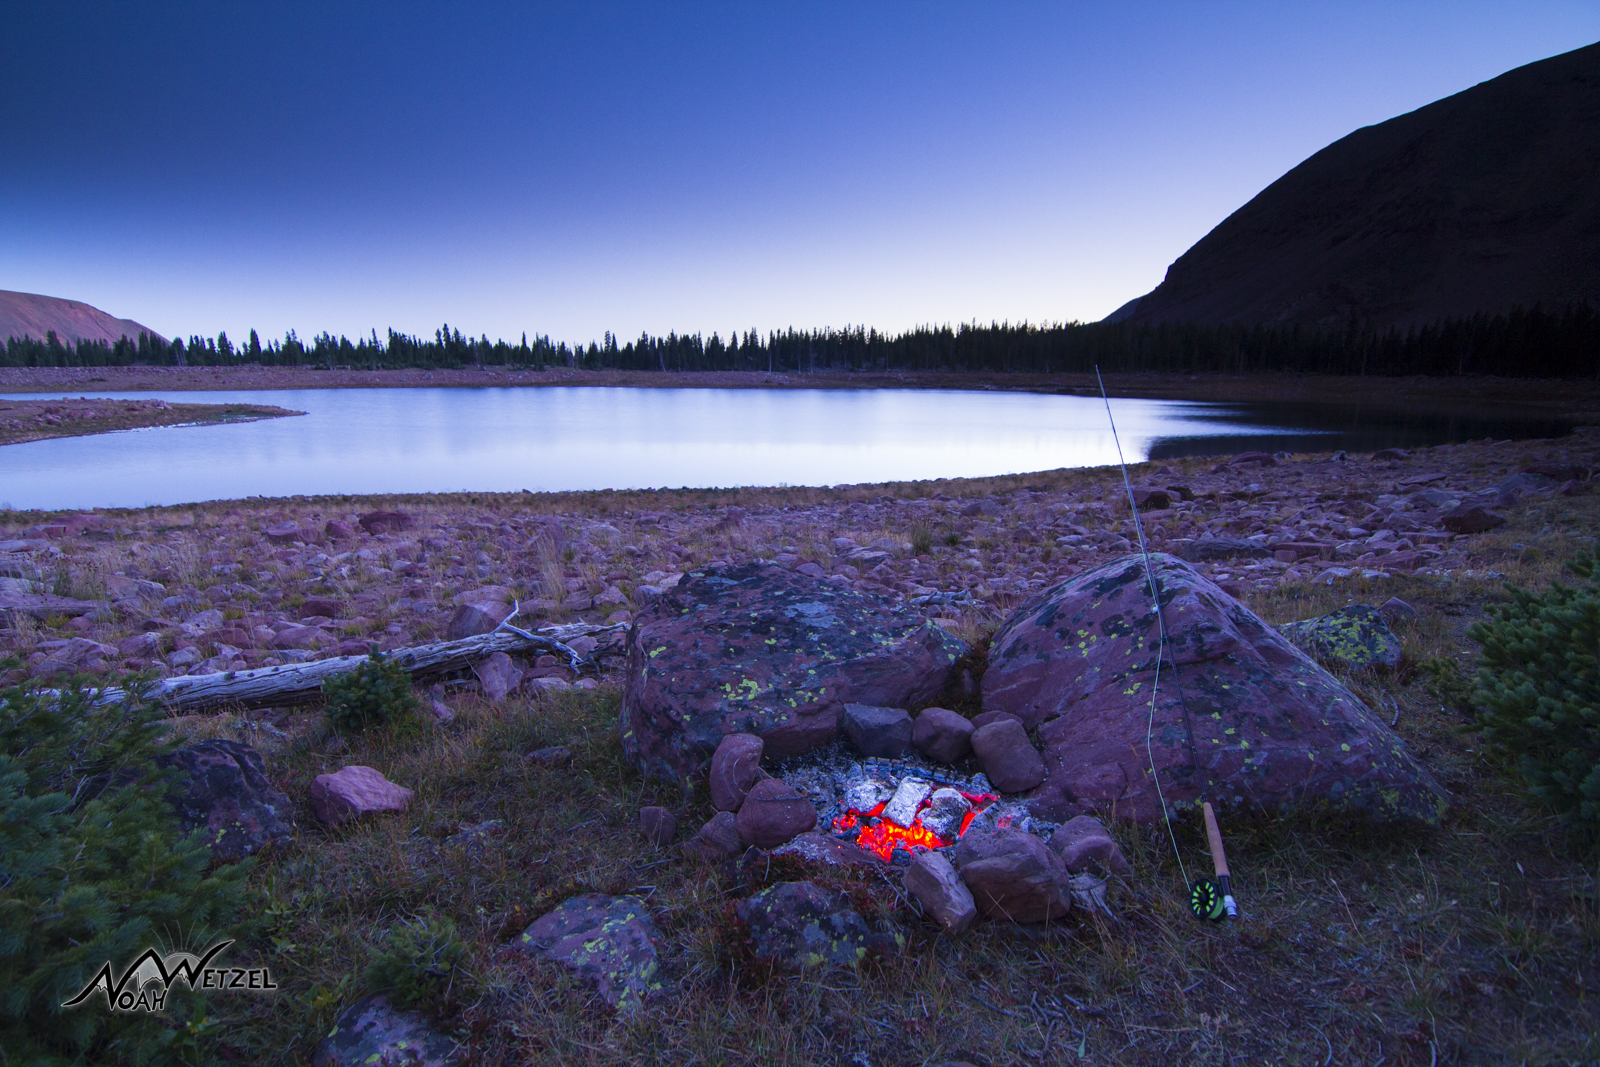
[
  {"left": 619, "top": 562, "right": 969, "bottom": 781},
  {"left": 155, "top": 739, "right": 294, "bottom": 862},
  {"left": 982, "top": 553, "right": 1449, "bottom": 825}
]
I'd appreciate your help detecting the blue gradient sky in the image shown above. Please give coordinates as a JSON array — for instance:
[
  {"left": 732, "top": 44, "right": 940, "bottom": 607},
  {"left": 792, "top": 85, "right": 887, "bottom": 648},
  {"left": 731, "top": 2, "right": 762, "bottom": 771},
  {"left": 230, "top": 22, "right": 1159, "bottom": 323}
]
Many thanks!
[{"left": 3, "top": 3, "right": 1596, "bottom": 347}]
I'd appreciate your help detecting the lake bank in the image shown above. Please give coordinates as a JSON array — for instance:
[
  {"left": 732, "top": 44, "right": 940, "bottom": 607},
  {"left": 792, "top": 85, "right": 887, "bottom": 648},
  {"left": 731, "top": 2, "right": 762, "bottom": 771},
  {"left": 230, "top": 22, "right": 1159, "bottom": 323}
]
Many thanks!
[
  {"left": 3, "top": 363, "right": 1598, "bottom": 422},
  {"left": 0, "top": 395, "right": 303, "bottom": 446}
]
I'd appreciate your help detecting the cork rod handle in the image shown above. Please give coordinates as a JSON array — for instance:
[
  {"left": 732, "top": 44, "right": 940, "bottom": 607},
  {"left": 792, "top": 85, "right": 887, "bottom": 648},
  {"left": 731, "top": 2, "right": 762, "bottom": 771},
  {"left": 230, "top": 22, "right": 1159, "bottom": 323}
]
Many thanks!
[{"left": 1202, "top": 802, "right": 1230, "bottom": 879}]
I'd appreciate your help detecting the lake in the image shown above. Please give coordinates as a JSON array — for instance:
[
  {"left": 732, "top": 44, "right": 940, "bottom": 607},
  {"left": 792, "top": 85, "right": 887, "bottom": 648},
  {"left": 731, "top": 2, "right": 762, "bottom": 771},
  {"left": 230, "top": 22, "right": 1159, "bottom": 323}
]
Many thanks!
[{"left": 0, "top": 386, "right": 1570, "bottom": 511}]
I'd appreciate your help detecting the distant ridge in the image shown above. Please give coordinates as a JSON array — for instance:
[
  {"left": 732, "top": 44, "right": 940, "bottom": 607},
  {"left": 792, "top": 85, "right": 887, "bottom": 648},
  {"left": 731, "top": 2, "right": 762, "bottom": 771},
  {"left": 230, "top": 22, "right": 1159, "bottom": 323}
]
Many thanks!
[
  {"left": 0, "top": 289, "right": 166, "bottom": 345},
  {"left": 1122, "top": 42, "right": 1600, "bottom": 328}
]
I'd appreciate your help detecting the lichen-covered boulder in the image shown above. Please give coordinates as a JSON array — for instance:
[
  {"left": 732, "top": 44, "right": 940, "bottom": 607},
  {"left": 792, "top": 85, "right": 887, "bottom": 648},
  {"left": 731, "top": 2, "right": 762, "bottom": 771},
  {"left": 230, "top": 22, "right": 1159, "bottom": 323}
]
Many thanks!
[
  {"left": 155, "top": 739, "right": 294, "bottom": 862},
  {"left": 516, "top": 894, "right": 664, "bottom": 1011},
  {"left": 312, "top": 995, "right": 460, "bottom": 1067},
  {"left": 1278, "top": 604, "right": 1403, "bottom": 669},
  {"left": 620, "top": 562, "right": 969, "bottom": 781},
  {"left": 736, "top": 881, "right": 899, "bottom": 969},
  {"left": 982, "top": 553, "right": 1449, "bottom": 825}
]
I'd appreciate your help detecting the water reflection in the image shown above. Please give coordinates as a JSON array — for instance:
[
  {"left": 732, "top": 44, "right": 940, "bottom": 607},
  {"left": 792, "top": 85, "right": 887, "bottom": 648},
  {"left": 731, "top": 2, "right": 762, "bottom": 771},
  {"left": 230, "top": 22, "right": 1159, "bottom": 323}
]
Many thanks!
[{"left": 0, "top": 386, "right": 1568, "bottom": 510}]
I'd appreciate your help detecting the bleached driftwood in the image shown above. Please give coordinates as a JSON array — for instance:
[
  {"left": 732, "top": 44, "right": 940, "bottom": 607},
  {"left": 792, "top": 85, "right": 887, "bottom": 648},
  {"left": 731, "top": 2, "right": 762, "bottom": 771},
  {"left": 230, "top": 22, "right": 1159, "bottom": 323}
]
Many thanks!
[{"left": 84, "top": 615, "right": 627, "bottom": 715}]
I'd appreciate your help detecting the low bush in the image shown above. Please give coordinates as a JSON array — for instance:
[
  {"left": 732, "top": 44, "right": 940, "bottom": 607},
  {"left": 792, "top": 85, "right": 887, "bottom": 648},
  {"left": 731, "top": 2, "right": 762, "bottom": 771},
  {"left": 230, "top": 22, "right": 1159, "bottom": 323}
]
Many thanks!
[
  {"left": 1470, "top": 553, "right": 1600, "bottom": 835},
  {"left": 322, "top": 651, "right": 419, "bottom": 734},
  {"left": 0, "top": 667, "right": 256, "bottom": 1065},
  {"left": 363, "top": 913, "right": 475, "bottom": 1011}
]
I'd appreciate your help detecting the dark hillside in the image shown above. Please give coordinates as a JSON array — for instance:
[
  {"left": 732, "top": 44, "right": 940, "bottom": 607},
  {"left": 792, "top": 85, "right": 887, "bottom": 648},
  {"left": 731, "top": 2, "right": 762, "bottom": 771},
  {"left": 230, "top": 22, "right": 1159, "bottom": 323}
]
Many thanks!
[{"left": 1127, "top": 42, "right": 1600, "bottom": 328}]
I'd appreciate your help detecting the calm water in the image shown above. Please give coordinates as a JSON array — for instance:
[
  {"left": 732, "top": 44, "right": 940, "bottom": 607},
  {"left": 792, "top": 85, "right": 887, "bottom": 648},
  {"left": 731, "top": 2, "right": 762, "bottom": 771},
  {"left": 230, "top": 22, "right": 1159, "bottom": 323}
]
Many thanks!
[{"left": 0, "top": 387, "right": 1570, "bottom": 511}]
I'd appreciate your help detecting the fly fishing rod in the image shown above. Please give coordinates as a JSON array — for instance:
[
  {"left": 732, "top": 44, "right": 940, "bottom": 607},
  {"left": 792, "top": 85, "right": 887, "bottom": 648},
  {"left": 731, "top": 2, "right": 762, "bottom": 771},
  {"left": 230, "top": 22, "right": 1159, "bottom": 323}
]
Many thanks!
[{"left": 1095, "top": 367, "right": 1240, "bottom": 923}]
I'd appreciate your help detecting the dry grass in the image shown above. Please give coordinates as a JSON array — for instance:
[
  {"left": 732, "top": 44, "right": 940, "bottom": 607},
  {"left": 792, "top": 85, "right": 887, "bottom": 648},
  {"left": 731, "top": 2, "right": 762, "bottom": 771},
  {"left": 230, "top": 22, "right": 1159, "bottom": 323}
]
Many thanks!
[
  {"left": 9, "top": 445, "right": 1600, "bottom": 1063},
  {"left": 180, "top": 545, "right": 1600, "bottom": 1065}
]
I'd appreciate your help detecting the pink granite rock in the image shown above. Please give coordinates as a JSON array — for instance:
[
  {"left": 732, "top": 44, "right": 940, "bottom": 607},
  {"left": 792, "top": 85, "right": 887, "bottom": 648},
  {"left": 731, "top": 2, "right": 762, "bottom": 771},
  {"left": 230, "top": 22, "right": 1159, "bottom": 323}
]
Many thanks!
[
  {"left": 473, "top": 651, "right": 524, "bottom": 703},
  {"left": 687, "top": 811, "right": 744, "bottom": 863},
  {"left": 952, "top": 828, "right": 1073, "bottom": 923},
  {"left": 308, "top": 766, "right": 414, "bottom": 826},
  {"left": 904, "top": 850, "right": 977, "bottom": 934},
  {"left": 982, "top": 553, "right": 1448, "bottom": 825},
  {"left": 970, "top": 718, "right": 1045, "bottom": 793},
  {"left": 1047, "top": 815, "right": 1132, "bottom": 877},
  {"left": 736, "top": 778, "right": 817, "bottom": 849},
  {"left": 912, "top": 706, "right": 974, "bottom": 764},
  {"left": 709, "top": 733, "right": 766, "bottom": 812}
]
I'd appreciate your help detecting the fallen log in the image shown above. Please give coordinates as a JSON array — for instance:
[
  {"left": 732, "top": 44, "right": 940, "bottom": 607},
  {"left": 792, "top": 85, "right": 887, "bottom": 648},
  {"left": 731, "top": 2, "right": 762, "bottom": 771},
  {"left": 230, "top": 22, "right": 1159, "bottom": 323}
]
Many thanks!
[{"left": 61, "top": 619, "right": 627, "bottom": 715}]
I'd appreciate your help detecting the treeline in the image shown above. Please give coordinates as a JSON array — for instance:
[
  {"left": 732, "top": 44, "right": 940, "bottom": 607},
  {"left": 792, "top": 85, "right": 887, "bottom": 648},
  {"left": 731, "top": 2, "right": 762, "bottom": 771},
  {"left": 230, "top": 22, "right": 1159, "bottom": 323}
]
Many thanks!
[{"left": 4, "top": 304, "right": 1597, "bottom": 378}]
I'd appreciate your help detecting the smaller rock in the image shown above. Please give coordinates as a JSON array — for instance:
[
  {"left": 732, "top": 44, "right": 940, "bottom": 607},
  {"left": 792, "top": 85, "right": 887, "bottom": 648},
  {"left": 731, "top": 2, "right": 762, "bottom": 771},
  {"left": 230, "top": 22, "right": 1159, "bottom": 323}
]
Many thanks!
[
  {"left": 904, "top": 850, "right": 977, "bottom": 935},
  {"left": 1371, "top": 448, "right": 1409, "bottom": 461},
  {"left": 970, "top": 709, "right": 1023, "bottom": 731},
  {"left": 312, "top": 995, "right": 460, "bottom": 1067},
  {"left": 517, "top": 895, "right": 663, "bottom": 1011},
  {"left": 639, "top": 806, "right": 677, "bottom": 847},
  {"left": 1131, "top": 487, "right": 1171, "bottom": 509},
  {"left": 473, "top": 651, "right": 524, "bottom": 703},
  {"left": 736, "top": 881, "right": 890, "bottom": 969},
  {"left": 1279, "top": 604, "right": 1402, "bottom": 670},
  {"left": 1379, "top": 597, "right": 1418, "bottom": 625},
  {"left": 324, "top": 519, "right": 356, "bottom": 539},
  {"left": 912, "top": 707, "right": 974, "bottom": 763},
  {"left": 1178, "top": 537, "right": 1273, "bottom": 562},
  {"left": 841, "top": 703, "right": 914, "bottom": 758},
  {"left": 970, "top": 718, "right": 1046, "bottom": 793},
  {"left": 1047, "top": 815, "right": 1132, "bottom": 877},
  {"left": 308, "top": 766, "right": 414, "bottom": 826},
  {"left": 686, "top": 811, "right": 744, "bottom": 863},
  {"left": 359, "top": 510, "right": 415, "bottom": 534},
  {"left": 264, "top": 521, "right": 300, "bottom": 544},
  {"left": 155, "top": 739, "right": 294, "bottom": 862},
  {"left": 953, "top": 828, "right": 1073, "bottom": 923},
  {"left": 709, "top": 733, "right": 766, "bottom": 812},
  {"left": 1231, "top": 450, "right": 1277, "bottom": 467},
  {"left": 446, "top": 600, "right": 513, "bottom": 641},
  {"left": 736, "top": 778, "right": 816, "bottom": 848},
  {"left": 301, "top": 597, "right": 343, "bottom": 618},
  {"left": 771, "top": 832, "right": 886, "bottom": 868},
  {"left": 1441, "top": 504, "right": 1507, "bottom": 535},
  {"left": 525, "top": 744, "right": 572, "bottom": 764}
]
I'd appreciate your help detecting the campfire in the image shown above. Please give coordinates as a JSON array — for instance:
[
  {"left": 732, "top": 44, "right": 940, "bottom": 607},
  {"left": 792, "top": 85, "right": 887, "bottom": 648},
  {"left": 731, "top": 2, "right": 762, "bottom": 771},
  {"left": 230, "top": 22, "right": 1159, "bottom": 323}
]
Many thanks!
[{"left": 783, "top": 756, "right": 1045, "bottom": 863}]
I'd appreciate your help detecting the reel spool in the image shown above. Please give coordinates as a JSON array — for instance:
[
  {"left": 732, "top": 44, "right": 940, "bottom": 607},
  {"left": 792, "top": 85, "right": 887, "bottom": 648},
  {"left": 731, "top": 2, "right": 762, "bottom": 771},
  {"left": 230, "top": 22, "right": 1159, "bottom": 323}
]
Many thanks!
[{"left": 1189, "top": 878, "right": 1226, "bottom": 921}]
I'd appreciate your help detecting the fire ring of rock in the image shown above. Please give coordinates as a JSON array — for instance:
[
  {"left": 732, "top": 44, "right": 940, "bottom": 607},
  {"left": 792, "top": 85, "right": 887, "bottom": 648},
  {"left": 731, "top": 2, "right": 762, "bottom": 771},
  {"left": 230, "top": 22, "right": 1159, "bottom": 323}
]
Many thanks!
[{"left": 624, "top": 553, "right": 1449, "bottom": 944}]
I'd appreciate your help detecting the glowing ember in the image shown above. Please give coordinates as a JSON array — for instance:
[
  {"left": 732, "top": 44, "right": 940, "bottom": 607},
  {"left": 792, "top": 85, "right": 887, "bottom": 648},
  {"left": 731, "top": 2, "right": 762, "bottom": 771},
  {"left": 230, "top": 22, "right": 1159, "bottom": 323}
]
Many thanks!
[
  {"left": 854, "top": 818, "right": 948, "bottom": 861},
  {"left": 829, "top": 792, "right": 1000, "bottom": 862}
]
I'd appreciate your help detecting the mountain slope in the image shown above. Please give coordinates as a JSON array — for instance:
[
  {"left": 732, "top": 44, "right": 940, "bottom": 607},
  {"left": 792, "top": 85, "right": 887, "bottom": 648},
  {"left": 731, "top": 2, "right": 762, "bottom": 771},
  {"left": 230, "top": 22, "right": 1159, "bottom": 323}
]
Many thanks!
[
  {"left": 0, "top": 289, "right": 166, "bottom": 345},
  {"left": 1125, "top": 42, "right": 1600, "bottom": 328}
]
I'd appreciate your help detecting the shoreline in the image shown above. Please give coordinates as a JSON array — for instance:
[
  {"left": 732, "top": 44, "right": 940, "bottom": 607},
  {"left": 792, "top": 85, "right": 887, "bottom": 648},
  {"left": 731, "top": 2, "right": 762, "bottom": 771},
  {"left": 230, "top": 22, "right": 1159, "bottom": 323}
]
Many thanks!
[
  {"left": 0, "top": 395, "right": 303, "bottom": 447},
  {"left": 3, "top": 364, "right": 1598, "bottom": 422}
]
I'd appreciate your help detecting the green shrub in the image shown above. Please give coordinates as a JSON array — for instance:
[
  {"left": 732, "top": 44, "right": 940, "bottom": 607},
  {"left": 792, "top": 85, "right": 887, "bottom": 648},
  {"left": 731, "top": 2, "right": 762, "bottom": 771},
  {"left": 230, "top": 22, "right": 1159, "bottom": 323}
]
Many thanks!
[
  {"left": 1470, "top": 554, "right": 1600, "bottom": 833},
  {"left": 363, "top": 913, "right": 475, "bottom": 1011},
  {"left": 0, "top": 666, "right": 256, "bottom": 1065},
  {"left": 322, "top": 651, "right": 419, "bottom": 734}
]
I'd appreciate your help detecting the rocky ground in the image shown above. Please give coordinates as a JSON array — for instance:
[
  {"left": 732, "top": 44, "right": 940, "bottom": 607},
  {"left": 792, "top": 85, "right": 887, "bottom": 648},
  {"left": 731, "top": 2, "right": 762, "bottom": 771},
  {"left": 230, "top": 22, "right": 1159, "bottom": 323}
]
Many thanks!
[
  {"left": 7, "top": 428, "right": 1600, "bottom": 1065},
  {"left": 3, "top": 430, "right": 1595, "bottom": 691},
  {"left": 0, "top": 394, "right": 301, "bottom": 446}
]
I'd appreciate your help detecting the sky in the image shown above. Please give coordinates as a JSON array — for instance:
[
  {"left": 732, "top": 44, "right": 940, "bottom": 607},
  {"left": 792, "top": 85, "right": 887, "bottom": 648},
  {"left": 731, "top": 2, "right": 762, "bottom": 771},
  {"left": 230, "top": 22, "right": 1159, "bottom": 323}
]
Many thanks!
[{"left": 3, "top": 3, "right": 1597, "bottom": 349}]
